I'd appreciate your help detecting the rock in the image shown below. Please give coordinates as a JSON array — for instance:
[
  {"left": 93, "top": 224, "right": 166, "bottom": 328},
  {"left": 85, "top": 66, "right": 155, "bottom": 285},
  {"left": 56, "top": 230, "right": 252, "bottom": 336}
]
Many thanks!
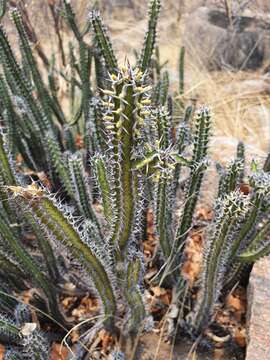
[
  {"left": 246, "top": 257, "right": 270, "bottom": 360},
  {"left": 99, "top": 0, "right": 138, "bottom": 11},
  {"left": 253, "top": 0, "right": 270, "bottom": 12},
  {"left": 107, "top": 0, "right": 134, "bottom": 6},
  {"left": 210, "top": 136, "right": 267, "bottom": 165},
  {"left": 185, "top": 1, "right": 270, "bottom": 14},
  {"left": 183, "top": 7, "right": 270, "bottom": 70}
]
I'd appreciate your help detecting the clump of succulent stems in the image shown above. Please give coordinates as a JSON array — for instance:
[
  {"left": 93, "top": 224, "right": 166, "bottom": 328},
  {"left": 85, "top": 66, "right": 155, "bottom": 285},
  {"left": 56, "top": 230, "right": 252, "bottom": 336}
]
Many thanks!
[{"left": 0, "top": 1, "right": 269, "bottom": 358}]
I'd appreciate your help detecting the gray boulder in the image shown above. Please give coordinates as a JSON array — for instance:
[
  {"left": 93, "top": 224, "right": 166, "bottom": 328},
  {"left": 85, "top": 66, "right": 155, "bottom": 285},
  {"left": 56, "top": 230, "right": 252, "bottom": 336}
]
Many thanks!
[{"left": 183, "top": 7, "right": 270, "bottom": 70}]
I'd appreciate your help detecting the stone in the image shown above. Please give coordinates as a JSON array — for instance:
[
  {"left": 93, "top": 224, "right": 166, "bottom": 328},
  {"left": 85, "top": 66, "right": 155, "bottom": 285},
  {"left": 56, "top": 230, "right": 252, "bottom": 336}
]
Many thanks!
[
  {"left": 107, "top": 0, "right": 134, "bottom": 6},
  {"left": 99, "top": 0, "right": 136, "bottom": 11},
  {"left": 183, "top": 7, "right": 270, "bottom": 70},
  {"left": 185, "top": 1, "right": 270, "bottom": 14},
  {"left": 246, "top": 256, "right": 270, "bottom": 360}
]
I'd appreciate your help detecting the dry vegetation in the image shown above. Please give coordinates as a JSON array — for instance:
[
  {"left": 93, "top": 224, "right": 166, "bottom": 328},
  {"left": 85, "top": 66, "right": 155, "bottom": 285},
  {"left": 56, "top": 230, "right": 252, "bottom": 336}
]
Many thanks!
[
  {"left": 8, "top": 0, "right": 269, "bottom": 162},
  {"left": 99, "top": 0, "right": 270, "bottom": 160}
]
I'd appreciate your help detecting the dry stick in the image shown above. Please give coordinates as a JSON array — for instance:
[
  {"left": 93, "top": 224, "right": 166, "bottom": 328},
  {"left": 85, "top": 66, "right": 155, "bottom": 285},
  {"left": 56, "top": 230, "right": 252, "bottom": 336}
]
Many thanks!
[
  {"left": 129, "top": 325, "right": 145, "bottom": 360},
  {"left": 239, "top": 33, "right": 264, "bottom": 71},
  {"left": 48, "top": 1, "right": 66, "bottom": 67},
  {"left": 224, "top": 0, "right": 233, "bottom": 30},
  {"left": 169, "top": 284, "right": 189, "bottom": 360},
  {"left": 228, "top": 29, "right": 264, "bottom": 84},
  {"left": 264, "top": 153, "right": 270, "bottom": 172},
  {"left": 186, "top": 333, "right": 203, "bottom": 360},
  {"left": 60, "top": 315, "right": 105, "bottom": 357},
  {"left": 117, "top": 316, "right": 144, "bottom": 360},
  {"left": 176, "top": 0, "right": 184, "bottom": 22},
  {"left": 154, "top": 306, "right": 172, "bottom": 360}
]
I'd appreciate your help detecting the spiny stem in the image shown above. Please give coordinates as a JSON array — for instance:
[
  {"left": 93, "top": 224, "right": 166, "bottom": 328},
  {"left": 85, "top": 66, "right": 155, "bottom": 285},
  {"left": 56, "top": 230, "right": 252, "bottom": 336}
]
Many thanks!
[
  {"left": 10, "top": 186, "right": 116, "bottom": 330},
  {"left": 188, "top": 191, "right": 249, "bottom": 333},
  {"left": 89, "top": 11, "right": 118, "bottom": 73},
  {"left": 139, "top": 0, "right": 161, "bottom": 72},
  {"left": 179, "top": 46, "right": 185, "bottom": 109},
  {"left": 176, "top": 107, "right": 211, "bottom": 249}
]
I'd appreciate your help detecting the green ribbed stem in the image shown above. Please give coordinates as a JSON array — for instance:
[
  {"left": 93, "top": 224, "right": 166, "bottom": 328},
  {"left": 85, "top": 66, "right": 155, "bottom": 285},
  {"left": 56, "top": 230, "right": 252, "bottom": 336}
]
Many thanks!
[
  {"left": 156, "top": 179, "right": 173, "bottom": 260},
  {"left": 139, "top": 0, "right": 161, "bottom": 72},
  {"left": 26, "top": 194, "right": 116, "bottom": 329},
  {"left": 103, "top": 69, "right": 151, "bottom": 254},
  {"left": 125, "top": 259, "right": 145, "bottom": 335},
  {"left": 117, "top": 84, "right": 135, "bottom": 251},
  {"left": 0, "top": 215, "right": 63, "bottom": 323},
  {"left": 47, "top": 133, "right": 73, "bottom": 198},
  {"left": 178, "top": 46, "right": 185, "bottom": 109},
  {"left": 231, "top": 194, "right": 262, "bottom": 257},
  {"left": 89, "top": 11, "right": 118, "bottom": 73},
  {"left": 0, "top": 315, "right": 20, "bottom": 338},
  {"left": 176, "top": 108, "right": 211, "bottom": 249},
  {"left": 93, "top": 155, "right": 113, "bottom": 224},
  {"left": 11, "top": 9, "right": 55, "bottom": 127},
  {"left": 68, "top": 153, "right": 99, "bottom": 226},
  {"left": 0, "top": 134, "right": 16, "bottom": 186},
  {"left": 26, "top": 214, "right": 60, "bottom": 281},
  {"left": 189, "top": 192, "right": 248, "bottom": 333},
  {"left": 239, "top": 219, "right": 270, "bottom": 262}
]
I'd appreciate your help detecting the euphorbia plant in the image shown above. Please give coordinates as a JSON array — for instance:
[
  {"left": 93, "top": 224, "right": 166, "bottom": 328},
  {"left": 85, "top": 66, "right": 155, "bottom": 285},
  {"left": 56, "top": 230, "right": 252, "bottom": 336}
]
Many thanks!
[{"left": 0, "top": 1, "right": 269, "bottom": 358}]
